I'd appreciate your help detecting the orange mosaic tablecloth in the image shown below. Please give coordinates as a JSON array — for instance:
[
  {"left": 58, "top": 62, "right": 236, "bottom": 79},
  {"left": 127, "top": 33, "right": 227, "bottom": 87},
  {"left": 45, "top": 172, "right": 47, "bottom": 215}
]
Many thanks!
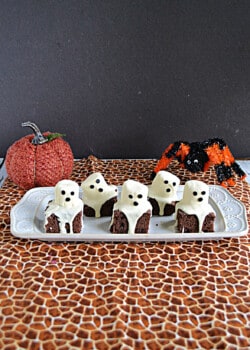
[{"left": 0, "top": 156, "right": 250, "bottom": 350}]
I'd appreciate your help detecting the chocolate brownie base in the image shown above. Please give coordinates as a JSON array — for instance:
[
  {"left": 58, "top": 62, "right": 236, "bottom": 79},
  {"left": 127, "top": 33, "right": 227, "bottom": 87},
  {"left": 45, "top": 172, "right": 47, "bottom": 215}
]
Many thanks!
[
  {"left": 84, "top": 197, "right": 117, "bottom": 217},
  {"left": 45, "top": 211, "right": 83, "bottom": 233},
  {"left": 176, "top": 209, "right": 215, "bottom": 233},
  {"left": 110, "top": 210, "right": 151, "bottom": 234},
  {"left": 149, "top": 198, "right": 176, "bottom": 216}
]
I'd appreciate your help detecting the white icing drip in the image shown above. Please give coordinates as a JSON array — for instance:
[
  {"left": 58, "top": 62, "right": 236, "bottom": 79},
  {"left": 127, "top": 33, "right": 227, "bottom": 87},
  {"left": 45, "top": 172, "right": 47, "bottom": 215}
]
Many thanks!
[
  {"left": 81, "top": 172, "right": 117, "bottom": 217},
  {"left": 175, "top": 180, "right": 215, "bottom": 232},
  {"left": 148, "top": 171, "right": 180, "bottom": 215},
  {"left": 111, "top": 179, "right": 152, "bottom": 233},
  {"left": 157, "top": 199, "right": 172, "bottom": 216},
  {"left": 45, "top": 200, "right": 83, "bottom": 233},
  {"left": 45, "top": 179, "right": 83, "bottom": 233}
]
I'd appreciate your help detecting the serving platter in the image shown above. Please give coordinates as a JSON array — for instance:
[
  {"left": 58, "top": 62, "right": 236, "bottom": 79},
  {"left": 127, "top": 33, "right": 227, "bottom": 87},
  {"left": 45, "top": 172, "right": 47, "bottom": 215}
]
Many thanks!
[{"left": 10, "top": 185, "right": 248, "bottom": 242}]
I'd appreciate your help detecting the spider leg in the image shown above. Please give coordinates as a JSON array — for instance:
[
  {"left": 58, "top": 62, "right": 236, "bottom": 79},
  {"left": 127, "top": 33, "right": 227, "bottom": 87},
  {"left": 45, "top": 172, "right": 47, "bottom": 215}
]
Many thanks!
[
  {"left": 205, "top": 140, "right": 246, "bottom": 186},
  {"left": 215, "top": 160, "right": 246, "bottom": 187},
  {"left": 231, "top": 162, "right": 246, "bottom": 180},
  {"left": 152, "top": 141, "right": 187, "bottom": 179},
  {"left": 215, "top": 163, "right": 235, "bottom": 187}
]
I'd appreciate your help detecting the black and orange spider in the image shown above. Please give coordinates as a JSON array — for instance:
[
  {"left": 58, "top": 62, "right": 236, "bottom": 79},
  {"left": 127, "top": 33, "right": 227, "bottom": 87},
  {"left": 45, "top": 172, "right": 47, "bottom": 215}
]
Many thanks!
[{"left": 152, "top": 138, "right": 246, "bottom": 187}]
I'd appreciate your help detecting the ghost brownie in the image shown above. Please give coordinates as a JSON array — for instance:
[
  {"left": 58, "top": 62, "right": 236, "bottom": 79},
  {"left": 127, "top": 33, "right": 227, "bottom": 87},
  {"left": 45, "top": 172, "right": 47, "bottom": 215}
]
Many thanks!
[
  {"left": 81, "top": 172, "right": 118, "bottom": 217},
  {"left": 110, "top": 179, "right": 152, "bottom": 234},
  {"left": 148, "top": 171, "right": 180, "bottom": 216},
  {"left": 45, "top": 180, "right": 83, "bottom": 234},
  {"left": 175, "top": 180, "right": 215, "bottom": 233}
]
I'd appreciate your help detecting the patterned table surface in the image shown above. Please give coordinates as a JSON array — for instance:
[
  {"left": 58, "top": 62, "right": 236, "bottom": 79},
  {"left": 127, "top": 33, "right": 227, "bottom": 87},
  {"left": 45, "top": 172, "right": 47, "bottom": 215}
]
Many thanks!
[{"left": 0, "top": 156, "right": 249, "bottom": 350}]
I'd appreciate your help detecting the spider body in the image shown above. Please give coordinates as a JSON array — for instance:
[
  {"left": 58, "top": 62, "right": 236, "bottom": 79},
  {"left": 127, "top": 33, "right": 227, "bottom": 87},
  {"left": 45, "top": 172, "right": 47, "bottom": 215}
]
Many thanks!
[{"left": 152, "top": 138, "right": 246, "bottom": 187}]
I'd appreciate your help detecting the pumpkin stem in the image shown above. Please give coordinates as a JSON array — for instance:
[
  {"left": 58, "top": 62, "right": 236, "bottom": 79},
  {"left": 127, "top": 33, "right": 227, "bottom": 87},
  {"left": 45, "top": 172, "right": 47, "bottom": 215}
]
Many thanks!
[{"left": 22, "top": 121, "right": 48, "bottom": 145}]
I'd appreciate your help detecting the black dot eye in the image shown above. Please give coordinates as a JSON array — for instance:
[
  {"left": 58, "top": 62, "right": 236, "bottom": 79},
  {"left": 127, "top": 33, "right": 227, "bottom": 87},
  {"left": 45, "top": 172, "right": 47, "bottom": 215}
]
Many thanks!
[
  {"left": 201, "top": 191, "right": 206, "bottom": 195},
  {"left": 128, "top": 194, "right": 133, "bottom": 199},
  {"left": 164, "top": 180, "right": 169, "bottom": 184},
  {"left": 70, "top": 191, "right": 75, "bottom": 196},
  {"left": 96, "top": 179, "right": 100, "bottom": 184},
  {"left": 194, "top": 159, "right": 199, "bottom": 164},
  {"left": 90, "top": 185, "right": 94, "bottom": 189},
  {"left": 61, "top": 190, "right": 66, "bottom": 195},
  {"left": 193, "top": 191, "right": 198, "bottom": 196},
  {"left": 137, "top": 194, "right": 143, "bottom": 199},
  {"left": 173, "top": 182, "right": 176, "bottom": 186},
  {"left": 98, "top": 188, "right": 103, "bottom": 192}
]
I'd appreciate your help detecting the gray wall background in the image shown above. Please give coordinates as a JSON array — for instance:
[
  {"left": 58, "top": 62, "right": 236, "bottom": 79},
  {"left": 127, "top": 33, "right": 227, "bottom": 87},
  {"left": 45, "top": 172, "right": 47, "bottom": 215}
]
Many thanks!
[{"left": 1, "top": 0, "right": 250, "bottom": 159}]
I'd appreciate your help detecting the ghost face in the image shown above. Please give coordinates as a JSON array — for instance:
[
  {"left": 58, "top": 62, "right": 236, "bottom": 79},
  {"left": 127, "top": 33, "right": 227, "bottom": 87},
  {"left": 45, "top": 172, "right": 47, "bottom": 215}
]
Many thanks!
[
  {"left": 151, "top": 171, "right": 180, "bottom": 198},
  {"left": 55, "top": 180, "right": 80, "bottom": 208},
  {"left": 121, "top": 180, "right": 148, "bottom": 207},
  {"left": 81, "top": 172, "right": 117, "bottom": 199},
  {"left": 182, "top": 180, "right": 209, "bottom": 207}
]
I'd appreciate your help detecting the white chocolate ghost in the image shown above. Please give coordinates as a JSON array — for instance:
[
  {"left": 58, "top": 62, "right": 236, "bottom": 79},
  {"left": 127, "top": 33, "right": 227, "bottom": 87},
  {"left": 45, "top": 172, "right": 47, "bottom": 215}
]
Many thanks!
[
  {"left": 148, "top": 171, "right": 180, "bottom": 215},
  {"left": 55, "top": 180, "right": 81, "bottom": 208},
  {"left": 111, "top": 179, "right": 152, "bottom": 234},
  {"left": 81, "top": 172, "right": 118, "bottom": 217},
  {"left": 45, "top": 180, "right": 83, "bottom": 233},
  {"left": 175, "top": 180, "right": 215, "bottom": 232}
]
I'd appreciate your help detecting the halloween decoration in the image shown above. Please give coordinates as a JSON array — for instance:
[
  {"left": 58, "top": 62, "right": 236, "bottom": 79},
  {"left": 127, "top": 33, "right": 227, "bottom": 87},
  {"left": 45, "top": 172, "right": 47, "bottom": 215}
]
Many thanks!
[
  {"left": 152, "top": 138, "right": 246, "bottom": 187},
  {"left": 44, "top": 179, "right": 83, "bottom": 234},
  {"left": 5, "top": 121, "right": 74, "bottom": 189}
]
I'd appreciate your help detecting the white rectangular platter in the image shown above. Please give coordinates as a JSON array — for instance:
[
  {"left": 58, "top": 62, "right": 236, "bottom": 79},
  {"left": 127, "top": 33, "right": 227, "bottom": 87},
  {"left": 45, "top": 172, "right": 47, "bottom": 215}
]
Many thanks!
[{"left": 10, "top": 185, "right": 248, "bottom": 242}]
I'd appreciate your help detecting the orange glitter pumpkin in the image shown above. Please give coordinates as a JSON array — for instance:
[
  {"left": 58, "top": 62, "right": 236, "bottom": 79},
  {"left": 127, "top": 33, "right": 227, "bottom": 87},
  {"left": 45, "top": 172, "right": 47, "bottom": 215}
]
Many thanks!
[{"left": 5, "top": 121, "right": 74, "bottom": 189}]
